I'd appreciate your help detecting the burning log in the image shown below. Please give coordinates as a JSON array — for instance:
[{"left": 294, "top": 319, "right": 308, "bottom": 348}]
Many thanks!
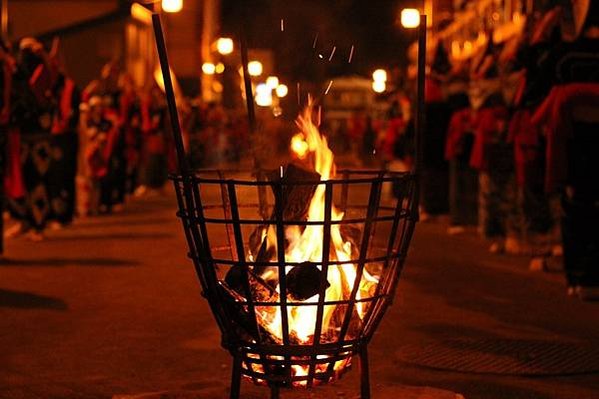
[
  {"left": 225, "top": 266, "right": 278, "bottom": 302},
  {"left": 286, "top": 263, "right": 329, "bottom": 301},
  {"left": 267, "top": 163, "right": 320, "bottom": 222},
  {"left": 249, "top": 163, "right": 322, "bottom": 274}
]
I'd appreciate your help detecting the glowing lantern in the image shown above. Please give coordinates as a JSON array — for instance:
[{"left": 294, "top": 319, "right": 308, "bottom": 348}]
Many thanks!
[
  {"left": 216, "top": 37, "right": 234, "bottom": 55},
  {"left": 400, "top": 8, "right": 420, "bottom": 28},
  {"left": 275, "top": 84, "right": 289, "bottom": 98},
  {"left": 266, "top": 76, "right": 279, "bottom": 89},
  {"left": 255, "top": 83, "right": 272, "bottom": 106},
  {"left": 162, "top": 0, "right": 182, "bottom": 13},
  {"left": 215, "top": 63, "right": 225, "bottom": 74},
  {"left": 372, "top": 80, "right": 385, "bottom": 93},
  {"left": 202, "top": 62, "right": 215, "bottom": 75},
  {"left": 372, "top": 69, "right": 387, "bottom": 82},
  {"left": 247, "top": 60, "right": 263, "bottom": 77}
]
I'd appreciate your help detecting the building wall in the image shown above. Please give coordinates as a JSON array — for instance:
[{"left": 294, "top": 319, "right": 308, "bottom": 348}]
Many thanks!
[
  {"left": 8, "top": 0, "right": 118, "bottom": 38},
  {"left": 58, "top": 19, "right": 124, "bottom": 86},
  {"left": 162, "top": 0, "right": 204, "bottom": 96}
]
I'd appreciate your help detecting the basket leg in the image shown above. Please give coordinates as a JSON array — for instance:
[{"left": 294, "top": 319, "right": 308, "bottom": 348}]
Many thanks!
[
  {"left": 360, "top": 346, "right": 371, "bottom": 399},
  {"left": 230, "top": 355, "right": 242, "bottom": 399},
  {"left": 270, "top": 385, "right": 280, "bottom": 399}
]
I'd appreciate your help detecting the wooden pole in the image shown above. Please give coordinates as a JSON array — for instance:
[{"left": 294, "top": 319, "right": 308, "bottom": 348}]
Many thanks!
[
  {"left": 239, "top": 17, "right": 269, "bottom": 219},
  {"left": 151, "top": 13, "right": 189, "bottom": 174},
  {"left": 412, "top": 14, "right": 426, "bottom": 221},
  {"left": 239, "top": 34, "right": 256, "bottom": 140},
  {"left": 1, "top": 0, "right": 7, "bottom": 40}
]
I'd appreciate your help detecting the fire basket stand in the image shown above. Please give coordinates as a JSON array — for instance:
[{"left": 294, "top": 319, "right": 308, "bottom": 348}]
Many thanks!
[{"left": 153, "top": 13, "right": 426, "bottom": 399}]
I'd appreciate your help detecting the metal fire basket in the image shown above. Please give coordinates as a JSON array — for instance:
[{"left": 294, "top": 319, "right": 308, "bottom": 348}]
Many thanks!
[{"left": 152, "top": 13, "right": 426, "bottom": 399}]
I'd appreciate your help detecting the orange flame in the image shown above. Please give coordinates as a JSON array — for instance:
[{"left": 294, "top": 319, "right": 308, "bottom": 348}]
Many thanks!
[{"left": 252, "top": 104, "right": 378, "bottom": 385}]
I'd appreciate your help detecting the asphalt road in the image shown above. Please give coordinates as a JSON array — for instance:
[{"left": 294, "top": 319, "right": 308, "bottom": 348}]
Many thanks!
[{"left": 1, "top": 191, "right": 598, "bottom": 399}]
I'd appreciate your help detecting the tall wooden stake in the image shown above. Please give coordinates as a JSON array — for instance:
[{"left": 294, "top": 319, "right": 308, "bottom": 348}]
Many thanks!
[
  {"left": 413, "top": 14, "right": 426, "bottom": 221},
  {"left": 151, "top": 13, "right": 189, "bottom": 175},
  {"left": 239, "top": 19, "right": 269, "bottom": 219}
]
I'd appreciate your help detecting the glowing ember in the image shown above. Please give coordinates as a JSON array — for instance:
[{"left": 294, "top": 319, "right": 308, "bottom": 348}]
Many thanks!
[{"left": 246, "top": 103, "right": 379, "bottom": 385}]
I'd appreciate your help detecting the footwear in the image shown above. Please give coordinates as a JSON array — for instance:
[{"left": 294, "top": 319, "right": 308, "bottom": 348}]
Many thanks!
[
  {"left": 505, "top": 236, "right": 531, "bottom": 255},
  {"left": 489, "top": 241, "right": 504, "bottom": 254},
  {"left": 447, "top": 226, "right": 466, "bottom": 235},
  {"left": 551, "top": 244, "right": 564, "bottom": 257},
  {"left": 578, "top": 286, "right": 599, "bottom": 301},
  {"left": 529, "top": 257, "right": 547, "bottom": 272},
  {"left": 48, "top": 221, "right": 64, "bottom": 231},
  {"left": 4, "top": 222, "right": 26, "bottom": 239},
  {"left": 134, "top": 185, "right": 147, "bottom": 197},
  {"left": 27, "top": 230, "right": 45, "bottom": 242}
]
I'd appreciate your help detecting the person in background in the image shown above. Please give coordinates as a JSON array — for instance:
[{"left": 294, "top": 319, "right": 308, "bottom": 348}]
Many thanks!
[
  {"left": 83, "top": 96, "right": 118, "bottom": 215},
  {"left": 469, "top": 34, "right": 518, "bottom": 254},
  {"left": 444, "top": 55, "right": 478, "bottom": 235},
  {"left": 361, "top": 115, "right": 377, "bottom": 167},
  {"left": 47, "top": 70, "right": 80, "bottom": 228},
  {"left": 4, "top": 38, "right": 58, "bottom": 241},
  {"left": 101, "top": 64, "right": 127, "bottom": 211},
  {"left": 118, "top": 73, "right": 142, "bottom": 196},
  {"left": 420, "top": 41, "right": 452, "bottom": 219},
  {"left": 0, "top": 41, "right": 14, "bottom": 253},
  {"left": 139, "top": 83, "right": 169, "bottom": 195}
]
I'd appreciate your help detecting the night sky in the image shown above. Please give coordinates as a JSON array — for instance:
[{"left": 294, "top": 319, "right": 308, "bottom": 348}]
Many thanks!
[{"left": 221, "top": 0, "right": 420, "bottom": 84}]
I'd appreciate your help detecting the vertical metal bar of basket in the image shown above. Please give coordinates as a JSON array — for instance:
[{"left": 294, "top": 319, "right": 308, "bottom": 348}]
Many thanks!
[
  {"left": 307, "top": 181, "right": 333, "bottom": 386},
  {"left": 365, "top": 176, "right": 417, "bottom": 340},
  {"left": 230, "top": 353, "right": 242, "bottom": 399},
  {"left": 219, "top": 171, "right": 237, "bottom": 261},
  {"left": 359, "top": 345, "right": 371, "bottom": 399},
  {"left": 272, "top": 180, "right": 291, "bottom": 382},
  {"left": 330, "top": 178, "right": 381, "bottom": 377},
  {"left": 340, "top": 170, "right": 350, "bottom": 213},
  {"left": 412, "top": 14, "right": 427, "bottom": 221},
  {"left": 360, "top": 175, "right": 405, "bottom": 339},
  {"left": 227, "top": 182, "right": 263, "bottom": 343}
]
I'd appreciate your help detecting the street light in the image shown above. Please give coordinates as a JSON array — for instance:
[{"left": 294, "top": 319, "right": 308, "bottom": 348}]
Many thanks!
[
  {"left": 216, "top": 37, "right": 234, "bottom": 55},
  {"left": 247, "top": 60, "right": 263, "bottom": 77},
  {"left": 400, "top": 8, "right": 420, "bottom": 28},
  {"left": 372, "top": 80, "right": 385, "bottom": 93},
  {"left": 372, "top": 69, "right": 387, "bottom": 82},
  {"left": 162, "top": 0, "right": 183, "bottom": 13},
  {"left": 275, "top": 84, "right": 288, "bottom": 98},
  {"left": 266, "top": 76, "right": 279, "bottom": 89},
  {"left": 202, "top": 62, "right": 216, "bottom": 75},
  {"left": 255, "top": 83, "right": 273, "bottom": 106}
]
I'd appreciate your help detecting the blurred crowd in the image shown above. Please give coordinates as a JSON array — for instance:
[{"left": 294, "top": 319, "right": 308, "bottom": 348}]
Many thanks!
[
  {"left": 0, "top": 37, "right": 248, "bottom": 244},
  {"left": 1, "top": 1, "right": 597, "bottom": 298},
  {"left": 349, "top": 1, "right": 598, "bottom": 299}
]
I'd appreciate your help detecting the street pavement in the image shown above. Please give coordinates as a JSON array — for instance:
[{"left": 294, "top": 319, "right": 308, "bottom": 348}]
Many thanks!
[{"left": 1, "top": 190, "right": 598, "bottom": 399}]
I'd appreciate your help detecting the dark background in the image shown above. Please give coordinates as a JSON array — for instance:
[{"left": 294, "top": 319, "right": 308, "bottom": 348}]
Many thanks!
[{"left": 221, "top": 0, "right": 420, "bottom": 84}]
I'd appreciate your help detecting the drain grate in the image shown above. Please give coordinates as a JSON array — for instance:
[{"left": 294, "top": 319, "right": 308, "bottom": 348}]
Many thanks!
[{"left": 396, "top": 339, "right": 599, "bottom": 376}]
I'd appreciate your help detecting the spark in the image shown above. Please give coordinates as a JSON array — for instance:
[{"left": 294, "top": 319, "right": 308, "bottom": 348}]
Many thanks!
[
  {"left": 318, "top": 54, "right": 324, "bottom": 59},
  {"left": 296, "top": 82, "right": 301, "bottom": 105},
  {"left": 280, "top": 18, "right": 284, "bottom": 31},
  {"left": 324, "top": 80, "right": 333, "bottom": 95},
  {"left": 317, "top": 106, "right": 322, "bottom": 126},
  {"left": 348, "top": 45, "right": 355, "bottom": 63},
  {"left": 280, "top": 165, "right": 284, "bottom": 178},
  {"left": 312, "top": 33, "right": 319, "bottom": 49},
  {"left": 328, "top": 46, "right": 336, "bottom": 61}
]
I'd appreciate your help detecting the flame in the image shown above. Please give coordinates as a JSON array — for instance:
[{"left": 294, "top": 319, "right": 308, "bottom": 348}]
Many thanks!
[{"left": 249, "top": 103, "right": 379, "bottom": 385}]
